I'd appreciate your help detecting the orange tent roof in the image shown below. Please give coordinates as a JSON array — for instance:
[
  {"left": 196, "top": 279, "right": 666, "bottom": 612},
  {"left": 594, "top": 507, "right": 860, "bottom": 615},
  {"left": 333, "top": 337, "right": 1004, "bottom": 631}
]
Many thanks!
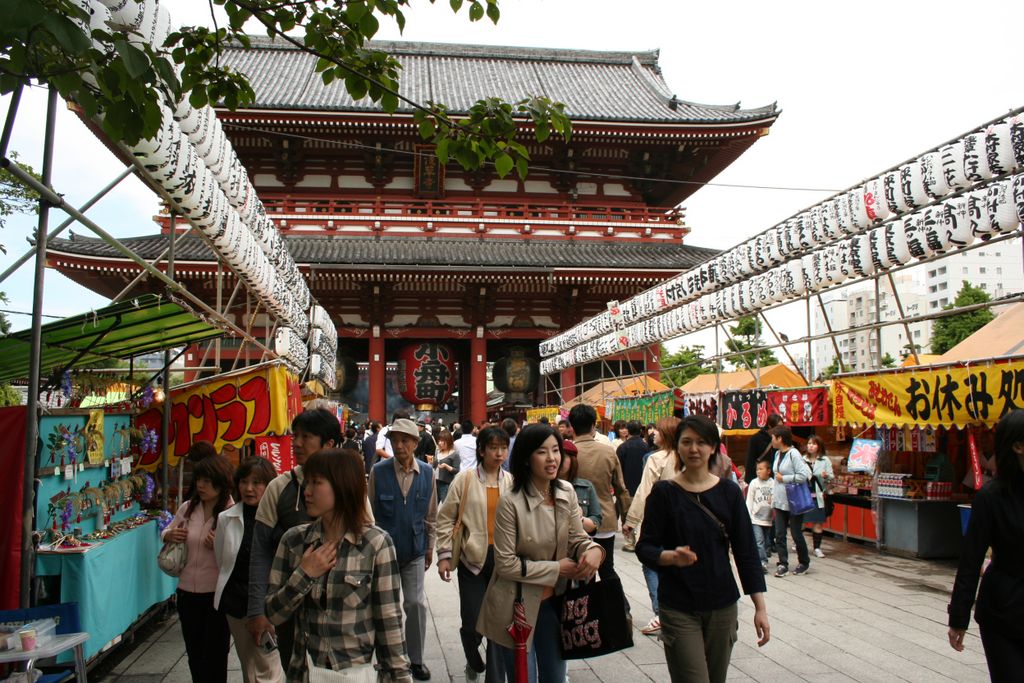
[
  {"left": 900, "top": 353, "right": 942, "bottom": 368},
  {"left": 678, "top": 363, "right": 807, "bottom": 394},
  {"left": 937, "top": 302, "right": 1024, "bottom": 363},
  {"left": 562, "top": 375, "right": 670, "bottom": 409}
]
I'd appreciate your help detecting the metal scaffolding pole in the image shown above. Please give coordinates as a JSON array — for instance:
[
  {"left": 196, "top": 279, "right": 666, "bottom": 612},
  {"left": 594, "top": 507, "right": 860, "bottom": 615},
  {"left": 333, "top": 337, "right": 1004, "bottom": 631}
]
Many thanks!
[
  {"left": 0, "top": 165, "right": 135, "bottom": 287},
  {"left": 815, "top": 294, "right": 847, "bottom": 373},
  {"left": 886, "top": 272, "right": 922, "bottom": 366},
  {"left": 112, "top": 224, "right": 195, "bottom": 303},
  {"left": 160, "top": 214, "right": 176, "bottom": 511},
  {"left": 0, "top": 81, "right": 23, "bottom": 158},
  {"left": 806, "top": 296, "right": 814, "bottom": 380},
  {"left": 20, "top": 87, "right": 57, "bottom": 608},
  {"left": 874, "top": 274, "right": 883, "bottom": 364}
]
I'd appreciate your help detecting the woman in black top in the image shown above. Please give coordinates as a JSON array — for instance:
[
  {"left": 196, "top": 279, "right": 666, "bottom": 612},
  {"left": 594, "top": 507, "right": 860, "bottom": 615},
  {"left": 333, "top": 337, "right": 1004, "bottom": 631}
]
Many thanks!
[
  {"left": 637, "top": 415, "right": 770, "bottom": 683},
  {"left": 948, "top": 409, "right": 1024, "bottom": 682}
]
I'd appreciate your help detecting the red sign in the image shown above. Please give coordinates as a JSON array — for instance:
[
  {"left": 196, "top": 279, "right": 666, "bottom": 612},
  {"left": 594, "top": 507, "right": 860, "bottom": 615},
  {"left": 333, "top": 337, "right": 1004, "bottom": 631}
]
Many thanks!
[
  {"left": 765, "top": 388, "right": 830, "bottom": 427},
  {"left": 966, "top": 429, "right": 983, "bottom": 491},
  {"left": 255, "top": 435, "right": 295, "bottom": 474},
  {"left": 397, "top": 342, "right": 456, "bottom": 410}
]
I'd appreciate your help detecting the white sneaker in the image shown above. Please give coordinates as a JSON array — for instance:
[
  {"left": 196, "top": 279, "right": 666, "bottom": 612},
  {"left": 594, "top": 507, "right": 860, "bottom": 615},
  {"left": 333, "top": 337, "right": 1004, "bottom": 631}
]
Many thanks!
[
  {"left": 641, "top": 616, "right": 661, "bottom": 635},
  {"left": 814, "top": 548, "right": 825, "bottom": 558},
  {"left": 791, "top": 544, "right": 797, "bottom": 551}
]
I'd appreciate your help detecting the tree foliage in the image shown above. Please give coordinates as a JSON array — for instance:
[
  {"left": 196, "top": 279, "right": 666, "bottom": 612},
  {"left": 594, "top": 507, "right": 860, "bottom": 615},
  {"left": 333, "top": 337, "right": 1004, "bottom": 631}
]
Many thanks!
[
  {"left": 724, "top": 316, "right": 778, "bottom": 370},
  {"left": 880, "top": 352, "right": 896, "bottom": 368},
  {"left": 818, "top": 355, "right": 840, "bottom": 380},
  {"left": 0, "top": 151, "right": 41, "bottom": 253},
  {"left": 930, "top": 281, "right": 994, "bottom": 355},
  {"left": 659, "top": 343, "right": 713, "bottom": 388},
  {"left": 0, "top": 0, "right": 570, "bottom": 177}
]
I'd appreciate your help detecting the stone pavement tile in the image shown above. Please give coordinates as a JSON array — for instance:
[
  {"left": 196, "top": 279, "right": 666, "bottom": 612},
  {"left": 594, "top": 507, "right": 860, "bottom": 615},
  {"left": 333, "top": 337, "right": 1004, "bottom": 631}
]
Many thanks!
[
  {"left": 114, "top": 676, "right": 164, "bottom": 683},
  {"left": 116, "top": 639, "right": 185, "bottom": 675},
  {"left": 730, "top": 641, "right": 762, "bottom": 660},
  {"left": 750, "top": 637, "right": 837, "bottom": 676},
  {"left": 730, "top": 656, "right": 809, "bottom": 683},
  {"left": 588, "top": 651, "right": 650, "bottom": 682}
]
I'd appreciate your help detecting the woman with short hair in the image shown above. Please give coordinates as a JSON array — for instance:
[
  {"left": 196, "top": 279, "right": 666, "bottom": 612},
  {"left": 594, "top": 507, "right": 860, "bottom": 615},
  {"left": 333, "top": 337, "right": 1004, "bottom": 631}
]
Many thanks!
[
  {"left": 802, "top": 435, "right": 834, "bottom": 558},
  {"left": 636, "top": 415, "right": 769, "bottom": 683},
  {"left": 770, "top": 425, "right": 812, "bottom": 577},
  {"left": 436, "top": 426, "right": 513, "bottom": 681},
  {"left": 266, "top": 449, "right": 410, "bottom": 683}
]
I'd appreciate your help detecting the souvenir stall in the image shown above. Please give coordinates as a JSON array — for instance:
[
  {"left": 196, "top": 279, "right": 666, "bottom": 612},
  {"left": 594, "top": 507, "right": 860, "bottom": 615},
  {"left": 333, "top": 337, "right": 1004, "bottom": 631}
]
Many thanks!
[{"left": 831, "top": 356, "right": 1023, "bottom": 558}]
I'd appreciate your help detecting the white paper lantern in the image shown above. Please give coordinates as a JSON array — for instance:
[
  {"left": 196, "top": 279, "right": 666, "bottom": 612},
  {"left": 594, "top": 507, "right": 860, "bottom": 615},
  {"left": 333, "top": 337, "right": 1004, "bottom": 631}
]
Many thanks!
[
  {"left": 941, "top": 196, "right": 973, "bottom": 249},
  {"left": 851, "top": 233, "right": 875, "bottom": 277},
  {"left": 1015, "top": 173, "right": 1024, "bottom": 224},
  {"left": 940, "top": 141, "right": 970, "bottom": 192},
  {"left": 986, "top": 180, "right": 1021, "bottom": 235},
  {"left": 864, "top": 178, "right": 890, "bottom": 222},
  {"left": 849, "top": 189, "right": 871, "bottom": 229},
  {"left": 903, "top": 214, "right": 932, "bottom": 260},
  {"left": 1010, "top": 116, "right": 1024, "bottom": 171},
  {"left": 884, "top": 169, "right": 910, "bottom": 213},
  {"left": 963, "top": 133, "right": 988, "bottom": 182},
  {"left": 900, "top": 163, "right": 929, "bottom": 209},
  {"left": 886, "top": 219, "right": 912, "bottom": 265},
  {"left": 275, "top": 327, "right": 309, "bottom": 369},
  {"left": 868, "top": 226, "right": 892, "bottom": 271},
  {"left": 920, "top": 152, "right": 950, "bottom": 199},
  {"left": 967, "top": 189, "right": 993, "bottom": 239},
  {"left": 833, "top": 195, "right": 854, "bottom": 233},
  {"left": 922, "top": 205, "right": 948, "bottom": 255},
  {"left": 986, "top": 122, "right": 1017, "bottom": 176},
  {"left": 766, "top": 228, "right": 784, "bottom": 266},
  {"left": 797, "top": 214, "right": 815, "bottom": 251},
  {"left": 103, "top": 0, "right": 145, "bottom": 29}
]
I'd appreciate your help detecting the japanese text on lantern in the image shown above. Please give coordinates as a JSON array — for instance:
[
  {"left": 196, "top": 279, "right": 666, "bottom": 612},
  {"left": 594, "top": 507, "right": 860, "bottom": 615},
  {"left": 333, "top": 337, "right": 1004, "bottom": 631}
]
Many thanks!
[{"left": 413, "top": 344, "right": 451, "bottom": 401}]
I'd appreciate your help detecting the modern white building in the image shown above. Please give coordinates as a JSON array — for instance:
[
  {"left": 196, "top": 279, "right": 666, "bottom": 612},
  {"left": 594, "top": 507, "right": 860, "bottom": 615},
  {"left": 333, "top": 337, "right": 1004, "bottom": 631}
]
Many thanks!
[
  {"left": 813, "top": 275, "right": 932, "bottom": 375},
  {"left": 924, "top": 237, "right": 1024, "bottom": 311}
]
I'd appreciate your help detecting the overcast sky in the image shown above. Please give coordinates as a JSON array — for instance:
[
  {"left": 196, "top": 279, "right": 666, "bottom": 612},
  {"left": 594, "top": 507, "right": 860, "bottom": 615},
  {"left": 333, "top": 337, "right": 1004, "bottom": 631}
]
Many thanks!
[{"left": 1, "top": 0, "right": 1021, "bottom": 363}]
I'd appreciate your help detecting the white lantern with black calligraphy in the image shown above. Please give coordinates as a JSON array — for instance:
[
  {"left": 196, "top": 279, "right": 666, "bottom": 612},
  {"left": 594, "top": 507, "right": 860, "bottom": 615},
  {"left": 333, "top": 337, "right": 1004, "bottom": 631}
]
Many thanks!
[
  {"left": 1009, "top": 116, "right": 1024, "bottom": 171},
  {"left": 900, "top": 162, "right": 929, "bottom": 209},
  {"left": 968, "top": 189, "right": 993, "bottom": 239},
  {"left": 886, "top": 219, "right": 912, "bottom": 265},
  {"left": 863, "top": 178, "right": 889, "bottom": 223},
  {"left": 797, "top": 214, "right": 814, "bottom": 251},
  {"left": 1015, "top": 173, "right": 1024, "bottom": 224},
  {"left": 987, "top": 179, "right": 1020, "bottom": 235},
  {"left": 766, "top": 228, "right": 785, "bottom": 265},
  {"left": 940, "top": 141, "right": 970, "bottom": 192},
  {"left": 963, "top": 133, "right": 989, "bottom": 182},
  {"left": 789, "top": 258, "right": 808, "bottom": 296},
  {"left": 920, "top": 152, "right": 947, "bottom": 199},
  {"left": 942, "top": 196, "right": 973, "bottom": 249},
  {"left": 903, "top": 214, "right": 931, "bottom": 260},
  {"left": 884, "top": 169, "right": 910, "bottom": 214},
  {"left": 922, "top": 205, "right": 949, "bottom": 255},
  {"left": 986, "top": 122, "right": 1017, "bottom": 176},
  {"left": 851, "top": 233, "right": 875, "bottom": 277},
  {"left": 868, "top": 226, "right": 891, "bottom": 271},
  {"left": 849, "top": 189, "right": 871, "bottom": 230},
  {"left": 768, "top": 267, "right": 787, "bottom": 303},
  {"left": 833, "top": 195, "right": 854, "bottom": 234}
]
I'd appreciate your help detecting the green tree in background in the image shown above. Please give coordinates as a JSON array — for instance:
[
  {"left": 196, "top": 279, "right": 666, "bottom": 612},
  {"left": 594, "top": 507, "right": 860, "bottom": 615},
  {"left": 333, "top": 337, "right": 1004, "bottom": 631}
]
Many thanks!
[
  {"left": 0, "top": 0, "right": 569, "bottom": 179},
  {"left": 818, "top": 356, "right": 841, "bottom": 380},
  {"left": 930, "top": 282, "right": 994, "bottom": 355},
  {"left": 880, "top": 352, "right": 897, "bottom": 368},
  {"left": 724, "top": 316, "right": 778, "bottom": 370},
  {"left": 659, "top": 343, "right": 712, "bottom": 388}
]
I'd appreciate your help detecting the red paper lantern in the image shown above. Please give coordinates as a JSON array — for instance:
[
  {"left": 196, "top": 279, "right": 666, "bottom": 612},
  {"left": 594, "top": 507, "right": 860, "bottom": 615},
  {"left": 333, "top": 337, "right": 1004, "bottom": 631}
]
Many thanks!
[{"left": 397, "top": 342, "right": 457, "bottom": 411}]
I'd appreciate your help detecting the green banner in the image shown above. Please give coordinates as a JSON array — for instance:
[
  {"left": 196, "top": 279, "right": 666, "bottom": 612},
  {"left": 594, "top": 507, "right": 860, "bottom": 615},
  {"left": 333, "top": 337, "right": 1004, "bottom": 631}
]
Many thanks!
[{"left": 607, "top": 391, "right": 674, "bottom": 424}]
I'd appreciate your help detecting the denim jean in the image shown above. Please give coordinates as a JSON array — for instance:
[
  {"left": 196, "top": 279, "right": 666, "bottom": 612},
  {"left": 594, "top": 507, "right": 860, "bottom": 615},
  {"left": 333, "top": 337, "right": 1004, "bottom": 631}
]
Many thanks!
[
  {"left": 752, "top": 524, "right": 772, "bottom": 564},
  {"left": 436, "top": 481, "right": 451, "bottom": 503},
  {"left": 642, "top": 564, "right": 659, "bottom": 614},
  {"left": 498, "top": 599, "right": 565, "bottom": 683}
]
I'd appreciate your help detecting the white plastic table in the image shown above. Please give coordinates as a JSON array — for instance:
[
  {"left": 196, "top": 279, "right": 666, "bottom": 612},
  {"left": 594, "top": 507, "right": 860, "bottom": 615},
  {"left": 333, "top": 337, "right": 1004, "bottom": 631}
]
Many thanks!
[{"left": 0, "top": 632, "right": 89, "bottom": 681}]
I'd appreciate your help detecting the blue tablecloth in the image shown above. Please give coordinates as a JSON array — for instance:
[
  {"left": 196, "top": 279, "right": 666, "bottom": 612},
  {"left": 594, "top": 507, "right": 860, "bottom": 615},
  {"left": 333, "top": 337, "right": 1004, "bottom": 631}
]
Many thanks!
[{"left": 36, "top": 520, "right": 177, "bottom": 661}]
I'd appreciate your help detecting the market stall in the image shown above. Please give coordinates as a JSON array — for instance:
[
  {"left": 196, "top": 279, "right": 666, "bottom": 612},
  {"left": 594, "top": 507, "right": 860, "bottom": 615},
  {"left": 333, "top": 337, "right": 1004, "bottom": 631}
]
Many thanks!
[{"left": 832, "top": 356, "right": 1023, "bottom": 558}]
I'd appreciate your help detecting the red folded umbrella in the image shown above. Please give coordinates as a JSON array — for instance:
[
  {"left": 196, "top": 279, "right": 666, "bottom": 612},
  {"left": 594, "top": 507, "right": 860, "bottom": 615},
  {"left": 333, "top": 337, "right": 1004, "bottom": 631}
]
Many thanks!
[{"left": 506, "top": 596, "right": 533, "bottom": 683}]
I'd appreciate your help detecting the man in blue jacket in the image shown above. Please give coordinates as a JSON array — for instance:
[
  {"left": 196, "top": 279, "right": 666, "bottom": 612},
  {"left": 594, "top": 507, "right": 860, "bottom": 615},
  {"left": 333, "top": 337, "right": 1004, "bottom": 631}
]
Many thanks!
[{"left": 369, "top": 418, "right": 437, "bottom": 681}]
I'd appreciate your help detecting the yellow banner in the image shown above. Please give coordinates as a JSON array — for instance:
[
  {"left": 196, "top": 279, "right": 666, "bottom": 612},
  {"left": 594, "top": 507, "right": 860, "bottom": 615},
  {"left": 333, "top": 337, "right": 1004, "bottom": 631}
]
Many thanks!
[
  {"left": 135, "top": 364, "right": 303, "bottom": 471},
  {"left": 832, "top": 358, "right": 1024, "bottom": 428},
  {"left": 526, "top": 406, "right": 562, "bottom": 424}
]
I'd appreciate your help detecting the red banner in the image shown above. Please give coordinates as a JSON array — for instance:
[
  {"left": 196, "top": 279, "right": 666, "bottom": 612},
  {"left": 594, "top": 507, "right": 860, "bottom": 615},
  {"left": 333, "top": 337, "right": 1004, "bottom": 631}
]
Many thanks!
[
  {"left": 0, "top": 407, "right": 27, "bottom": 609},
  {"left": 255, "top": 435, "right": 295, "bottom": 474},
  {"left": 765, "top": 388, "right": 830, "bottom": 427},
  {"left": 967, "top": 429, "right": 983, "bottom": 491}
]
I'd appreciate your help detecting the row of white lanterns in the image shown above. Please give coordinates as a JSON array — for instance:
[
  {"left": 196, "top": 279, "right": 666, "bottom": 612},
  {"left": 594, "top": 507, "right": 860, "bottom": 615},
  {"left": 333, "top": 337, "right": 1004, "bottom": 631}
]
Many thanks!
[
  {"left": 540, "top": 172, "right": 1024, "bottom": 375},
  {"left": 541, "top": 114, "right": 1024, "bottom": 360}
]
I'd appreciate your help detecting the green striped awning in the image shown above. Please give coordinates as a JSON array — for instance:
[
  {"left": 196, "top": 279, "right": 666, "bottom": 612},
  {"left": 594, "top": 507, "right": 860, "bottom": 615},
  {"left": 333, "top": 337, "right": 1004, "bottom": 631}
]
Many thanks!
[{"left": 0, "top": 294, "right": 224, "bottom": 384}]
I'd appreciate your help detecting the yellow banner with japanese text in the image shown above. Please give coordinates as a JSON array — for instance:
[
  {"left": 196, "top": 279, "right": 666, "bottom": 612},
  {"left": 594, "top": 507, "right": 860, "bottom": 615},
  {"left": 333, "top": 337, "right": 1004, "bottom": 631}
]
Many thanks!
[
  {"left": 526, "top": 406, "right": 562, "bottom": 424},
  {"left": 832, "top": 359, "right": 1024, "bottom": 428}
]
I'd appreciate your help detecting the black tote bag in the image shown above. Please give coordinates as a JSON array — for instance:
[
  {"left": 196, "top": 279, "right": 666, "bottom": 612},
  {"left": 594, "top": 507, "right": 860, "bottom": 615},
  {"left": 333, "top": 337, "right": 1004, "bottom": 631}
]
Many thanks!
[{"left": 558, "top": 575, "right": 634, "bottom": 659}]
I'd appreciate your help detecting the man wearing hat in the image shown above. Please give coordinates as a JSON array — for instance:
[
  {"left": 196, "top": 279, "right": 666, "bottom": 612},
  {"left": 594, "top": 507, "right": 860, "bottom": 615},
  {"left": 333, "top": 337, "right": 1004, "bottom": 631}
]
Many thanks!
[{"left": 369, "top": 418, "right": 437, "bottom": 681}]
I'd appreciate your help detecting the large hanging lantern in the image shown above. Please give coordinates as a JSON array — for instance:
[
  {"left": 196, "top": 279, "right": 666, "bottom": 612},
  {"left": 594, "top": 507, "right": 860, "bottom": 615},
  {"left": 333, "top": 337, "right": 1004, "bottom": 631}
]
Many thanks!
[
  {"left": 397, "top": 342, "right": 457, "bottom": 411},
  {"left": 986, "top": 122, "right": 1017, "bottom": 176},
  {"left": 987, "top": 180, "right": 1021, "bottom": 235},
  {"left": 942, "top": 196, "right": 973, "bottom": 249},
  {"left": 1009, "top": 116, "right": 1024, "bottom": 171},
  {"left": 968, "top": 189, "right": 993, "bottom": 239},
  {"left": 900, "top": 162, "right": 929, "bottom": 209},
  {"left": 335, "top": 355, "right": 359, "bottom": 395},
  {"left": 921, "top": 153, "right": 949, "bottom": 199},
  {"left": 886, "top": 219, "right": 912, "bottom": 265},
  {"left": 940, "top": 141, "right": 970, "bottom": 192},
  {"left": 962, "top": 132, "right": 989, "bottom": 182},
  {"left": 492, "top": 347, "right": 539, "bottom": 395}
]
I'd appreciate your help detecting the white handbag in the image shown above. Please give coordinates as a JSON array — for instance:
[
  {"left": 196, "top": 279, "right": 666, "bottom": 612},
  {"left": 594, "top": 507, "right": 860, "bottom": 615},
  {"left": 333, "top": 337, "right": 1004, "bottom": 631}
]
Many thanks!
[
  {"left": 157, "top": 540, "right": 188, "bottom": 577},
  {"left": 304, "top": 652, "right": 376, "bottom": 683}
]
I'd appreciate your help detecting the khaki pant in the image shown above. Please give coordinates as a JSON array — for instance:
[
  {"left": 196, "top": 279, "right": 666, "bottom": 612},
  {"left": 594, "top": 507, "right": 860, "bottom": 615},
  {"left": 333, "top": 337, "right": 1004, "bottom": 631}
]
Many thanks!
[
  {"left": 226, "top": 614, "right": 286, "bottom": 683},
  {"left": 658, "top": 603, "right": 738, "bottom": 683}
]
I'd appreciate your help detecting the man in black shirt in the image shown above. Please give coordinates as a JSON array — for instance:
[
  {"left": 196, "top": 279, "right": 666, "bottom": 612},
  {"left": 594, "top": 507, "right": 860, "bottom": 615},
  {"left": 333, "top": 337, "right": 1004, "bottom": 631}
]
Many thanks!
[
  {"left": 617, "top": 421, "right": 649, "bottom": 552},
  {"left": 745, "top": 413, "right": 783, "bottom": 484}
]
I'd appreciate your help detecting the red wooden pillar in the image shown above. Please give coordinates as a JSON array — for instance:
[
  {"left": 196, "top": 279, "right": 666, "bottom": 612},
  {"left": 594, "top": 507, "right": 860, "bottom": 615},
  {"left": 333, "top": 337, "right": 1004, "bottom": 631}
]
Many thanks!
[
  {"left": 368, "top": 331, "right": 386, "bottom": 423},
  {"left": 560, "top": 367, "right": 577, "bottom": 403},
  {"left": 469, "top": 329, "right": 487, "bottom": 425}
]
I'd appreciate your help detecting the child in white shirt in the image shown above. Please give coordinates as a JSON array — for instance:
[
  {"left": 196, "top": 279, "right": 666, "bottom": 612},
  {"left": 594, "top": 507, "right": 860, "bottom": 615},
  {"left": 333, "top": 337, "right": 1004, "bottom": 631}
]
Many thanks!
[{"left": 746, "top": 459, "right": 775, "bottom": 572}]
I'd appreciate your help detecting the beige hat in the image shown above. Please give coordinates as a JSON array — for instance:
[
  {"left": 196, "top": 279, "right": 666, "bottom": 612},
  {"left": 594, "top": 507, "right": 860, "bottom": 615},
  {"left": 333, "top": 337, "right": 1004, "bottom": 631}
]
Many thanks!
[{"left": 387, "top": 418, "right": 420, "bottom": 441}]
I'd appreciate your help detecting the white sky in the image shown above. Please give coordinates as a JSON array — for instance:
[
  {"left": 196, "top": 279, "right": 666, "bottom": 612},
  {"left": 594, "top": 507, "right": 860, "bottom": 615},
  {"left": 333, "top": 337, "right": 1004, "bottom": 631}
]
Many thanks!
[{"left": 1, "top": 0, "right": 1021, "bottom": 364}]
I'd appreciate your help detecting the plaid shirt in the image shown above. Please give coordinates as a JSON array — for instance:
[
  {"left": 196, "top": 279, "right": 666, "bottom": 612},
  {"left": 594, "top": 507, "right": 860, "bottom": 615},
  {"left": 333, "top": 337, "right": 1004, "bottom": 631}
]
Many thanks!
[{"left": 266, "top": 521, "right": 411, "bottom": 683}]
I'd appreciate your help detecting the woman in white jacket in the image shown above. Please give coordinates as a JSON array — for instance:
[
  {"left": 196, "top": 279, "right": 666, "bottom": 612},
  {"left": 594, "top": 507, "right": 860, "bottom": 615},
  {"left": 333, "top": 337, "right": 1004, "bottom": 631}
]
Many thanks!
[
  {"left": 214, "top": 457, "right": 284, "bottom": 683},
  {"left": 769, "top": 426, "right": 812, "bottom": 577},
  {"left": 621, "top": 415, "right": 680, "bottom": 636},
  {"left": 435, "top": 426, "right": 514, "bottom": 682}
]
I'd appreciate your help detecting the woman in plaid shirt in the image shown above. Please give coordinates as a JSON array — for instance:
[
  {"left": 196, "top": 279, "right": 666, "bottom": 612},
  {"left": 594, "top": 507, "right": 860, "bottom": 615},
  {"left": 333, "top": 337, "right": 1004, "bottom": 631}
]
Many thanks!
[{"left": 266, "top": 449, "right": 411, "bottom": 683}]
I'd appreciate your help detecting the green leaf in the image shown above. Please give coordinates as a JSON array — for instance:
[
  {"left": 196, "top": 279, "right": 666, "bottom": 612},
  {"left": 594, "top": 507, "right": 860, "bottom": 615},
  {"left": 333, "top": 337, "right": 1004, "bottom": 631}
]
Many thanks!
[
  {"left": 114, "top": 39, "right": 151, "bottom": 79},
  {"left": 436, "top": 137, "right": 450, "bottom": 165},
  {"left": 380, "top": 90, "right": 398, "bottom": 113},
  {"left": 535, "top": 119, "right": 551, "bottom": 143},
  {"left": 494, "top": 152, "right": 513, "bottom": 178},
  {"left": 516, "top": 156, "right": 529, "bottom": 181},
  {"left": 418, "top": 119, "right": 435, "bottom": 139},
  {"left": 485, "top": 2, "right": 500, "bottom": 23},
  {"left": 449, "top": 0, "right": 464, "bottom": 11},
  {"left": 468, "top": 1, "right": 484, "bottom": 21}
]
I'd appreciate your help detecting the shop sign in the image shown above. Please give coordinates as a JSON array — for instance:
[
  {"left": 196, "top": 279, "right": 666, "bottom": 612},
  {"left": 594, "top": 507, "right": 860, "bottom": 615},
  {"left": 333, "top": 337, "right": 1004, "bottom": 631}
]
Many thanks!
[
  {"left": 526, "top": 406, "right": 561, "bottom": 424},
  {"left": 255, "top": 434, "right": 295, "bottom": 474},
  {"left": 607, "top": 391, "right": 674, "bottom": 424},
  {"left": 832, "top": 358, "right": 1024, "bottom": 428},
  {"left": 135, "top": 363, "right": 302, "bottom": 471},
  {"left": 765, "top": 388, "right": 830, "bottom": 426},
  {"left": 722, "top": 390, "right": 768, "bottom": 430}
]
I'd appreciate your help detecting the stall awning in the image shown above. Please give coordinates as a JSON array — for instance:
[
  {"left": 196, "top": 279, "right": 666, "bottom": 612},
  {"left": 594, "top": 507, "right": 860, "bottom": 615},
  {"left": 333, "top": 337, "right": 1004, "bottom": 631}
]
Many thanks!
[{"left": 0, "top": 294, "right": 224, "bottom": 384}]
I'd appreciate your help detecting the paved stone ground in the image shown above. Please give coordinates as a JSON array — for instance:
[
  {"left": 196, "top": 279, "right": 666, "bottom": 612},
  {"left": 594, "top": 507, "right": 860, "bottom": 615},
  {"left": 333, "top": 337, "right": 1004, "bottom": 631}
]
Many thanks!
[{"left": 97, "top": 534, "right": 991, "bottom": 682}]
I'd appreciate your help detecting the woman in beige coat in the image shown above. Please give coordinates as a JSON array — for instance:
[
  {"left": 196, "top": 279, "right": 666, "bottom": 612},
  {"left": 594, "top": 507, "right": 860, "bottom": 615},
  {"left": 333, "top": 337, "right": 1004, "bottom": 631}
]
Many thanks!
[
  {"left": 436, "top": 426, "right": 514, "bottom": 682},
  {"left": 477, "top": 424, "right": 605, "bottom": 683}
]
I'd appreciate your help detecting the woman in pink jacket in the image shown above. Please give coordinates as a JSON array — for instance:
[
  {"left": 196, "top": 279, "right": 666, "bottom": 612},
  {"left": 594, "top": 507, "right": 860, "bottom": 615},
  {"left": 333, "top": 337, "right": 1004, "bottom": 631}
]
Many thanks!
[{"left": 163, "top": 454, "right": 235, "bottom": 682}]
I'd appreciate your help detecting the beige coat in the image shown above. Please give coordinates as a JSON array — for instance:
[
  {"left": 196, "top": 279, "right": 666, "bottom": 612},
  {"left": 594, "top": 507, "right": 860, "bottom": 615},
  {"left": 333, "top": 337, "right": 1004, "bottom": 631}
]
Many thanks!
[
  {"left": 624, "top": 449, "right": 676, "bottom": 536},
  {"left": 573, "top": 434, "right": 632, "bottom": 534},
  {"left": 435, "top": 467, "right": 513, "bottom": 570},
  {"left": 476, "top": 483, "right": 602, "bottom": 649}
]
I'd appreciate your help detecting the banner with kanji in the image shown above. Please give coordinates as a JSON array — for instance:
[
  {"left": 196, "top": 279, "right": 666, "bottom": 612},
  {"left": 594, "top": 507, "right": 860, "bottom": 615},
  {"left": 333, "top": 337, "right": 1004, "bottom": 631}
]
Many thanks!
[
  {"left": 255, "top": 434, "right": 296, "bottom": 474},
  {"left": 832, "top": 358, "right": 1024, "bottom": 428},
  {"left": 766, "top": 388, "right": 830, "bottom": 426},
  {"left": 722, "top": 390, "right": 768, "bottom": 430},
  {"left": 527, "top": 406, "right": 562, "bottom": 424},
  {"left": 135, "top": 363, "right": 303, "bottom": 471},
  {"left": 607, "top": 391, "right": 674, "bottom": 424}
]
